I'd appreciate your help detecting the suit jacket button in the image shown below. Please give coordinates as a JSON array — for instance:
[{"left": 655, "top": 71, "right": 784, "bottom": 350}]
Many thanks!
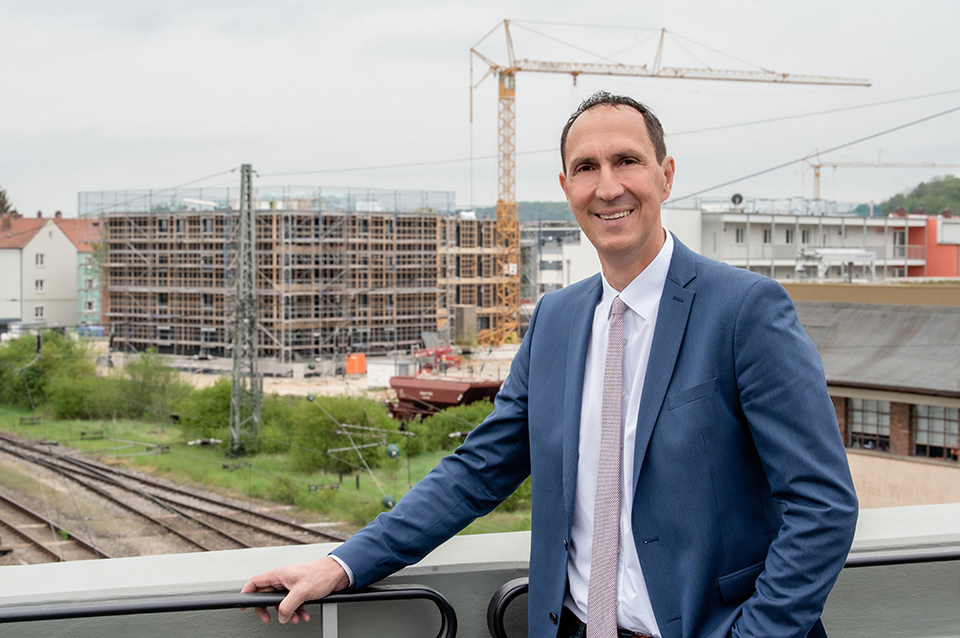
[{"left": 550, "top": 612, "right": 558, "bottom": 624}]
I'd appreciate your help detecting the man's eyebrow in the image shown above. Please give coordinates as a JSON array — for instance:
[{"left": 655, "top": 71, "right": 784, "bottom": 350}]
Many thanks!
[{"left": 569, "top": 148, "right": 650, "bottom": 168}]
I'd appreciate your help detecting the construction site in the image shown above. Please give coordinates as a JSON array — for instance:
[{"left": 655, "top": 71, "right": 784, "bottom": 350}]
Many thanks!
[
  {"left": 79, "top": 185, "right": 514, "bottom": 371},
  {"left": 74, "top": 20, "right": 878, "bottom": 376}
]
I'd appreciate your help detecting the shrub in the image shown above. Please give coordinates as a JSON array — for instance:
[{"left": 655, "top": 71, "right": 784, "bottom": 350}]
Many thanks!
[
  {"left": 290, "top": 395, "right": 402, "bottom": 473},
  {"left": 0, "top": 331, "right": 94, "bottom": 410},
  {"left": 48, "top": 375, "right": 101, "bottom": 419},
  {"left": 258, "top": 394, "right": 297, "bottom": 453},
  {"left": 116, "top": 349, "right": 192, "bottom": 423},
  {"left": 267, "top": 475, "right": 300, "bottom": 505},
  {"left": 176, "top": 377, "right": 231, "bottom": 440},
  {"left": 409, "top": 398, "right": 496, "bottom": 453}
]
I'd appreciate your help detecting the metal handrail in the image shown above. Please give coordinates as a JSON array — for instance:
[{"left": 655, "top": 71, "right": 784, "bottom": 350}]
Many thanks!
[
  {"left": 0, "top": 583, "right": 457, "bottom": 638},
  {"left": 844, "top": 547, "right": 960, "bottom": 568},
  {"left": 485, "top": 548, "right": 960, "bottom": 638},
  {"left": 487, "top": 577, "right": 528, "bottom": 638}
]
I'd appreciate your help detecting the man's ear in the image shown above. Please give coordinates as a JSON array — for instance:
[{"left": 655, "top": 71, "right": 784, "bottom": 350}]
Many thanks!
[
  {"left": 660, "top": 156, "right": 676, "bottom": 202},
  {"left": 559, "top": 170, "right": 567, "bottom": 196}
]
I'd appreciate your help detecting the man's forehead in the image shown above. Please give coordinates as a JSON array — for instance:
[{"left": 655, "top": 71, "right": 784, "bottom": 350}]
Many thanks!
[
  {"left": 566, "top": 106, "right": 654, "bottom": 155},
  {"left": 568, "top": 105, "right": 650, "bottom": 141}
]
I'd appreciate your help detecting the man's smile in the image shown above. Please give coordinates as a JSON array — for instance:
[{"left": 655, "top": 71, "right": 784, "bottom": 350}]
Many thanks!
[{"left": 594, "top": 208, "right": 634, "bottom": 221}]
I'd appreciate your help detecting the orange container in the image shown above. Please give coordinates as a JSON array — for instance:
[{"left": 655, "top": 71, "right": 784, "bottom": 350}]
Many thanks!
[{"left": 346, "top": 353, "right": 366, "bottom": 375}]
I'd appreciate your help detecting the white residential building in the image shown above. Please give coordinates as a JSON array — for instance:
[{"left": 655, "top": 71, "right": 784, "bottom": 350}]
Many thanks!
[{"left": 0, "top": 212, "right": 79, "bottom": 330}]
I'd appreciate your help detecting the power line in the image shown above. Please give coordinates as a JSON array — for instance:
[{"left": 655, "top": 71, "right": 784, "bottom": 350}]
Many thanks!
[
  {"left": 670, "top": 103, "right": 960, "bottom": 202},
  {"left": 261, "top": 89, "right": 960, "bottom": 180},
  {"left": 670, "top": 88, "right": 960, "bottom": 136}
]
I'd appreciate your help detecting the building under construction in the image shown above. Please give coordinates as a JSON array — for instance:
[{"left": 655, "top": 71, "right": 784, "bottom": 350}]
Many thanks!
[{"left": 80, "top": 186, "right": 504, "bottom": 368}]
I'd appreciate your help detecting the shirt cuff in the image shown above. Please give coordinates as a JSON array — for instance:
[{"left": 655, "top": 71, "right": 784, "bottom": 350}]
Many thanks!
[{"left": 327, "top": 553, "right": 355, "bottom": 588}]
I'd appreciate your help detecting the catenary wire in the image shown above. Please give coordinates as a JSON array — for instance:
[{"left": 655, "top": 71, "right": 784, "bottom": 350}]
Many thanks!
[{"left": 670, "top": 103, "right": 960, "bottom": 202}]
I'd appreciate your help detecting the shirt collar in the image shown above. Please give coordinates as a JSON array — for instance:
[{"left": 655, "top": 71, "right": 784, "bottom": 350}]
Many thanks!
[{"left": 599, "top": 228, "right": 674, "bottom": 321}]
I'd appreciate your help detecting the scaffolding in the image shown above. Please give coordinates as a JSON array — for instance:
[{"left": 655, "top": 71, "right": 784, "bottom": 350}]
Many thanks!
[{"left": 85, "top": 185, "right": 491, "bottom": 371}]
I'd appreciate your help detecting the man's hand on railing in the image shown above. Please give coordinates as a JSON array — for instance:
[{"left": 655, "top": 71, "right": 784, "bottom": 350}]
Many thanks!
[{"left": 241, "top": 556, "right": 350, "bottom": 624}]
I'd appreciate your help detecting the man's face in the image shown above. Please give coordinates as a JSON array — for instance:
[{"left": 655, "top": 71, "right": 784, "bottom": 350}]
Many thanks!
[{"left": 559, "top": 105, "right": 675, "bottom": 277}]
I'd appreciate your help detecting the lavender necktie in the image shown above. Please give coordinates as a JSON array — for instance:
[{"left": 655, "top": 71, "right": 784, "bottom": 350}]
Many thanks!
[{"left": 587, "top": 296, "right": 627, "bottom": 638}]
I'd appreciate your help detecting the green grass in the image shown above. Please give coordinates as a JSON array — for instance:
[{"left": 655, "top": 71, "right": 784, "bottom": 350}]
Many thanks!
[{"left": 0, "top": 407, "right": 532, "bottom": 534}]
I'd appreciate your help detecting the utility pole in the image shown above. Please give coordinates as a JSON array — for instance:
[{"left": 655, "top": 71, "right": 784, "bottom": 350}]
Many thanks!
[{"left": 229, "top": 164, "right": 262, "bottom": 455}]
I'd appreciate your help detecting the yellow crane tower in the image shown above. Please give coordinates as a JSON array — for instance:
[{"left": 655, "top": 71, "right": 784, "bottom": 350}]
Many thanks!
[
  {"left": 808, "top": 150, "right": 960, "bottom": 200},
  {"left": 471, "top": 19, "right": 870, "bottom": 345}
]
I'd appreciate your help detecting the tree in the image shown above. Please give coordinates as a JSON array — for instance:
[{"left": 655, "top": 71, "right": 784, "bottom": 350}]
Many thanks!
[
  {"left": 881, "top": 175, "right": 960, "bottom": 216},
  {"left": 0, "top": 186, "right": 15, "bottom": 216}
]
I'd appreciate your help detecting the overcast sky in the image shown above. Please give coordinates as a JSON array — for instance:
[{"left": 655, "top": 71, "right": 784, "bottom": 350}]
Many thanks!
[{"left": 2, "top": 0, "right": 959, "bottom": 217}]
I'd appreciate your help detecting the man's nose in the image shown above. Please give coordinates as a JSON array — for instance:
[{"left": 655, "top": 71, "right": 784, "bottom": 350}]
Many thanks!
[{"left": 595, "top": 165, "right": 625, "bottom": 201}]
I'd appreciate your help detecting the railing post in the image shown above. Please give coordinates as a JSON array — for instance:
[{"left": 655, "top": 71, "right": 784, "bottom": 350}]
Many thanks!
[{"left": 322, "top": 602, "right": 338, "bottom": 638}]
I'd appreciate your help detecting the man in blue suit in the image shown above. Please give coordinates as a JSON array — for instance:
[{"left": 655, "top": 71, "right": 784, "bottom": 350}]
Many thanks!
[{"left": 243, "top": 92, "right": 858, "bottom": 638}]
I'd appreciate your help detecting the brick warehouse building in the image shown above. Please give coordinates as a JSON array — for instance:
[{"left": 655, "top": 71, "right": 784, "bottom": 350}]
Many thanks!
[{"left": 795, "top": 300, "right": 960, "bottom": 465}]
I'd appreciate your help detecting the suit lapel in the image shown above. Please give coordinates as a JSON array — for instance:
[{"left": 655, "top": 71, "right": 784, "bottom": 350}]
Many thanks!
[
  {"left": 563, "top": 276, "right": 602, "bottom": 532},
  {"left": 632, "top": 238, "right": 697, "bottom": 488}
]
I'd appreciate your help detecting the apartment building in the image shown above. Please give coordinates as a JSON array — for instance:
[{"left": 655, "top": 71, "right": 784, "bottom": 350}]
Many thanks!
[
  {"left": 0, "top": 212, "right": 78, "bottom": 329},
  {"left": 700, "top": 211, "right": 960, "bottom": 280}
]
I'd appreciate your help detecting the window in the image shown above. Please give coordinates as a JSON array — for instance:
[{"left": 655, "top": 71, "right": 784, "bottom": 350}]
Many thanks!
[
  {"left": 34, "top": 305, "right": 45, "bottom": 319},
  {"left": 785, "top": 229, "right": 795, "bottom": 244},
  {"left": 84, "top": 278, "right": 95, "bottom": 290},
  {"left": 201, "top": 218, "right": 213, "bottom": 234},
  {"left": 84, "top": 300, "right": 95, "bottom": 312},
  {"left": 848, "top": 399, "right": 890, "bottom": 451},
  {"left": 35, "top": 279, "right": 44, "bottom": 293},
  {"left": 801, "top": 229, "right": 811, "bottom": 244},
  {"left": 158, "top": 293, "right": 168, "bottom": 308},
  {"left": 735, "top": 228, "right": 745, "bottom": 244},
  {"left": 158, "top": 218, "right": 169, "bottom": 234},
  {"left": 175, "top": 218, "right": 185, "bottom": 235},
  {"left": 202, "top": 293, "right": 214, "bottom": 308},
  {"left": 892, "top": 230, "right": 906, "bottom": 257},
  {"left": 35, "top": 253, "right": 44, "bottom": 267},
  {"left": 912, "top": 405, "right": 959, "bottom": 461},
  {"left": 762, "top": 229, "right": 772, "bottom": 244}
]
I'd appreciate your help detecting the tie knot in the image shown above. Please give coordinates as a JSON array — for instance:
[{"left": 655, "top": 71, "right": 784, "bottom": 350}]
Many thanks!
[{"left": 610, "top": 296, "right": 627, "bottom": 319}]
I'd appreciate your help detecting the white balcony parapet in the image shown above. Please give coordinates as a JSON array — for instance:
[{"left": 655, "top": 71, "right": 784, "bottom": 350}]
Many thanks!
[{"left": 0, "top": 506, "right": 957, "bottom": 638}]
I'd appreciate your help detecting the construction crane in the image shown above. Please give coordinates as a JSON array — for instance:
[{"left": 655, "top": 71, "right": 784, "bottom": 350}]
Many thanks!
[
  {"left": 470, "top": 20, "right": 870, "bottom": 345},
  {"left": 808, "top": 149, "right": 960, "bottom": 199}
]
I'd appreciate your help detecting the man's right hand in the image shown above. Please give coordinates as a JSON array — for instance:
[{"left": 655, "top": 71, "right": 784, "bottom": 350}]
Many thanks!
[{"left": 241, "top": 556, "right": 350, "bottom": 624}]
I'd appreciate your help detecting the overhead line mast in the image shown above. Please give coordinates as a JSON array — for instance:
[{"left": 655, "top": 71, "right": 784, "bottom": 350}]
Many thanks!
[
  {"left": 471, "top": 20, "right": 870, "bottom": 345},
  {"left": 229, "top": 164, "right": 262, "bottom": 456}
]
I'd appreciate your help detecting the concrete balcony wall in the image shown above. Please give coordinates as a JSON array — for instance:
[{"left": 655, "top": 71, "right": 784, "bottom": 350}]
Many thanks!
[{"left": 0, "top": 507, "right": 957, "bottom": 638}]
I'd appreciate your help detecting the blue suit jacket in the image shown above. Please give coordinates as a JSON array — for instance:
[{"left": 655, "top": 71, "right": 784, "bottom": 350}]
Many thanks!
[{"left": 334, "top": 237, "right": 858, "bottom": 638}]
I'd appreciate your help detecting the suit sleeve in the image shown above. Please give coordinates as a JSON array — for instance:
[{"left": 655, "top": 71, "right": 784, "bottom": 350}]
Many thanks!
[
  {"left": 330, "top": 303, "right": 540, "bottom": 587},
  {"left": 730, "top": 278, "right": 858, "bottom": 638}
]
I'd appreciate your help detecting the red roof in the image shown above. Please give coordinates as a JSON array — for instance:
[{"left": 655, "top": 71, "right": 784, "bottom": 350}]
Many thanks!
[
  {"left": 0, "top": 216, "right": 46, "bottom": 250},
  {"left": 55, "top": 217, "right": 102, "bottom": 253}
]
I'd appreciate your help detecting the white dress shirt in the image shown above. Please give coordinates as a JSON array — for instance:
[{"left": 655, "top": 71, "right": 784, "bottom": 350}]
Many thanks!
[{"left": 564, "top": 229, "right": 674, "bottom": 637}]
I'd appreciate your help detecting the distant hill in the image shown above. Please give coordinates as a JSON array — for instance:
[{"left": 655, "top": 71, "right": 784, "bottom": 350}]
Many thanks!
[
  {"left": 880, "top": 174, "right": 960, "bottom": 216},
  {"left": 474, "top": 201, "right": 575, "bottom": 222}
]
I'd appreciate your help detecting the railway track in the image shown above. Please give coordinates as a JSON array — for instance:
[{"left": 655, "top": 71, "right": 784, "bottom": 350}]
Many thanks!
[
  {"left": 0, "top": 431, "right": 346, "bottom": 563},
  {"left": 0, "top": 491, "right": 110, "bottom": 563}
]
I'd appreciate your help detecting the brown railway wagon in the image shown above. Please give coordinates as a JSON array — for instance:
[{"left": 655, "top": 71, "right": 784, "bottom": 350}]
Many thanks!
[{"left": 389, "top": 376, "right": 503, "bottom": 421}]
